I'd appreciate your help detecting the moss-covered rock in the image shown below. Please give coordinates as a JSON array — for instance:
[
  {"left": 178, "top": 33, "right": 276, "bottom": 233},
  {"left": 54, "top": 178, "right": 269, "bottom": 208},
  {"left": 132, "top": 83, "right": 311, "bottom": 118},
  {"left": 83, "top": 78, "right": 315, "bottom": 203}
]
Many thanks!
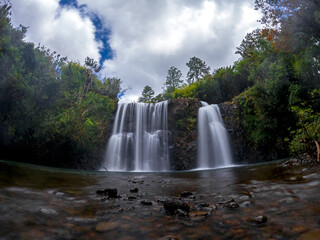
[{"left": 168, "top": 98, "right": 200, "bottom": 170}]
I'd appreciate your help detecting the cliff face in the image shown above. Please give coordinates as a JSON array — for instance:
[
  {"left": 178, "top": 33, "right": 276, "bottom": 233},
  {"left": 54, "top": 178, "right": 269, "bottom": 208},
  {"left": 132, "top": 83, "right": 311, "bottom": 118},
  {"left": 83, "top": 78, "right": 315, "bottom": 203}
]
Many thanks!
[
  {"left": 219, "top": 102, "right": 278, "bottom": 164},
  {"left": 168, "top": 99, "right": 200, "bottom": 170}
]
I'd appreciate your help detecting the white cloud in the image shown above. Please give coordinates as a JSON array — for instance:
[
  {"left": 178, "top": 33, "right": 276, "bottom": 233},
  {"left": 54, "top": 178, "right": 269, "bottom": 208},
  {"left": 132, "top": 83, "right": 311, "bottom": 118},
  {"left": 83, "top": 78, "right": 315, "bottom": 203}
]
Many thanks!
[
  {"left": 10, "top": 0, "right": 100, "bottom": 63},
  {"left": 79, "top": 0, "right": 261, "bottom": 101},
  {"left": 10, "top": 0, "right": 261, "bottom": 102}
]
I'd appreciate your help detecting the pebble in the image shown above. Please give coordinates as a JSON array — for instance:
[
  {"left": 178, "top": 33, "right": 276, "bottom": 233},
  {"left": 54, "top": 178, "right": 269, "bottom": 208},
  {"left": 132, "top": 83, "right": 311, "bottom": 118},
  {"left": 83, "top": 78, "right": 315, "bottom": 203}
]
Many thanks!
[
  {"left": 247, "top": 215, "right": 268, "bottom": 225},
  {"left": 130, "top": 187, "right": 139, "bottom": 193}
]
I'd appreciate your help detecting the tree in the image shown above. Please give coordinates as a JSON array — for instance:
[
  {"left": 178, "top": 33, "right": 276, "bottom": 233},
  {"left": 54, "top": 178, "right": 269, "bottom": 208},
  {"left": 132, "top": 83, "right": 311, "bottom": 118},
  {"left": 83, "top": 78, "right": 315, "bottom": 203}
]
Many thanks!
[
  {"left": 138, "top": 85, "right": 155, "bottom": 103},
  {"left": 254, "top": 0, "right": 320, "bottom": 52},
  {"left": 186, "top": 56, "right": 211, "bottom": 84},
  {"left": 163, "top": 66, "right": 183, "bottom": 99},
  {"left": 103, "top": 77, "right": 122, "bottom": 99}
]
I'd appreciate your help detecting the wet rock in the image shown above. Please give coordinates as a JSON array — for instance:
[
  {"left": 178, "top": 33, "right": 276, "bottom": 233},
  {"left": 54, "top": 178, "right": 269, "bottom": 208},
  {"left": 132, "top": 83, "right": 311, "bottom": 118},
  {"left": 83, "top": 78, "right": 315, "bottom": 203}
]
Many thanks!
[
  {"left": 239, "top": 201, "right": 251, "bottom": 208},
  {"left": 180, "top": 191, "right": 193, "bottom": 198},
  {"left": 247, "top": 215, "right": 268, "bottom": 225},
  {"left": 96, "top": 222, "right": 118, "bottom": 232},
  {"left": 176, "top": 209, "right": 189, "bottom": 217},
  {"left": 159, "top": 235, "right": 179, "bottom": 240},
  {"left": 141, "top": 200, "right": 152, "bottom": 205},
  {"left": 132, "top": 180, "right": 145, "bottom": 184},
  {"left": 193, "top": 202, "right": 210, "bottom": 211},
  {"left": 128, "top": 196, "right": 137, "bottom": 201},
  {"left": 96, "top": 188, "right": 118, "bottom": 198},
  {"left": 130, "top": 187, "right": 139, "bottom": 193},
  {"left": 163, "top": 198, "right": 190, "bottom": 214},
  {"left": 39, "top": 208, "right": 57, "bottom": 216},
  {"left": 218, "top": 199, "right": 239, "bottom": 209}
]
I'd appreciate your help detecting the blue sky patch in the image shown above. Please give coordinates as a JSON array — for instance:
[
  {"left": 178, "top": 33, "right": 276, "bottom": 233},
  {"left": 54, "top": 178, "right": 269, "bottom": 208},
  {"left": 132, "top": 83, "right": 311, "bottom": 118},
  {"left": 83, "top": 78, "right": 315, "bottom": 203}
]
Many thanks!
[{"left": 59, "top": 0, "right": 113, "bottom": 65}]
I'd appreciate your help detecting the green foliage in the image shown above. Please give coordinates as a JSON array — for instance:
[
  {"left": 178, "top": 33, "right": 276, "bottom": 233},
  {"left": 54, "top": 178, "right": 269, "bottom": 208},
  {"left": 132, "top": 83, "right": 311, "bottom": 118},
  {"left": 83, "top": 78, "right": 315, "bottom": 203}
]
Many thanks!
[
  {"left": 0, "top": 3, "right": 119, "bottom": 166},
  {"left": 172, "top": 82, "right": 199, "bottom": 99},
  {"left": 102, "top": 77, "right": 122, "bottom": 99},
  {"left": 138, "top": 85, "right": 155, "bottom": 103},
  {"left": 232, "top": 0, "right": 320, "bottom": 157},
  {"left": 289, "top": 106, "right": 320, "bottom": 155},
  {"left": 162, "top": 66, "right": 183, "bottom": 99},
  {"left": 186, "top": 56, "right": 211, "bottom": 84},
  {"left": 288, "top": 89, "right": 320, "bottom": 156}
]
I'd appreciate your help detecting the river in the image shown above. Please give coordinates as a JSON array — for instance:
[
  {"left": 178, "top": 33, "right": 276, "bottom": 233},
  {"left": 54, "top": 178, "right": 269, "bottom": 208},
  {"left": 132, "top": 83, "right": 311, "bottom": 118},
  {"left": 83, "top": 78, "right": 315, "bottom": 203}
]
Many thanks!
[{"left": 0, "top": 159, "right": 319, "bottom": 239}]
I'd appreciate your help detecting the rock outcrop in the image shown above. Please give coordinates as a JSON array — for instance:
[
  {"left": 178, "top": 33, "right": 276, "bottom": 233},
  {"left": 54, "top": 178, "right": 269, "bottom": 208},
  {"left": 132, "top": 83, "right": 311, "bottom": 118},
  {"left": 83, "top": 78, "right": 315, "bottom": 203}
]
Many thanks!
[
  {"left": 219, "top": 102, "right": 278, "bottom": 164},
  {"left": 168, "top": 99, "right": 200, "bottom": 170}
]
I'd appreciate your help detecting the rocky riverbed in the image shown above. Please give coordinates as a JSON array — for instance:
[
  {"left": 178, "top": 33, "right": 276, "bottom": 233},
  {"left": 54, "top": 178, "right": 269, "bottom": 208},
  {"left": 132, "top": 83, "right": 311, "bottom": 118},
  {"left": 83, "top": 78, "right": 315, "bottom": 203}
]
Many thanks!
[{"left": 0, "top": 159, "right": 319, "bottom": 239}]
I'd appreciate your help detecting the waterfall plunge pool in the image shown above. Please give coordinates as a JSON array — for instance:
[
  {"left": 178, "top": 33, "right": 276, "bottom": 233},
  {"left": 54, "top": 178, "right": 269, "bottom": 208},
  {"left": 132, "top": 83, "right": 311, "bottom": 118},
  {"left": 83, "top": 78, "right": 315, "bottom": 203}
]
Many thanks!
[{"left": 1, "top": 159, "right": 320, "bottom": 239}]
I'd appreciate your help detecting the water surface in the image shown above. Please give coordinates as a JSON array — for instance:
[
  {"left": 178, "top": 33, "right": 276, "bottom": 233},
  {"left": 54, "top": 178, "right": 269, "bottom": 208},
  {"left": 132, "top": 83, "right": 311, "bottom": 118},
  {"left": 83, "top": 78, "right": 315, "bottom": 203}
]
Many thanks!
[{"left": 0, "top": 160, "right": 320, "bottom": 239}]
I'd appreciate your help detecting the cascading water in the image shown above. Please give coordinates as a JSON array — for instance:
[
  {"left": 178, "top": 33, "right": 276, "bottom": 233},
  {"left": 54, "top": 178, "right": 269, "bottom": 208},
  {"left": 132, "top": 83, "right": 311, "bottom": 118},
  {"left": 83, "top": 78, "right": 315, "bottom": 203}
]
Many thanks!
[
  {"left": 197, "top": 102, "right": 233, "bottom": 168},
  {"left": 103, "top": 101, "right": 170, "bottom": 172}
]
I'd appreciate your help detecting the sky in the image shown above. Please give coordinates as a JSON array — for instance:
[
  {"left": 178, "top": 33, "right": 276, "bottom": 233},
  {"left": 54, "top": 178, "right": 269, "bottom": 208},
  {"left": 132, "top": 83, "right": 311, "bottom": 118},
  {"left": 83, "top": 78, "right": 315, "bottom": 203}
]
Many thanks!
[{"left": 10, "top": 0, "right": 261, "bottom": 102}]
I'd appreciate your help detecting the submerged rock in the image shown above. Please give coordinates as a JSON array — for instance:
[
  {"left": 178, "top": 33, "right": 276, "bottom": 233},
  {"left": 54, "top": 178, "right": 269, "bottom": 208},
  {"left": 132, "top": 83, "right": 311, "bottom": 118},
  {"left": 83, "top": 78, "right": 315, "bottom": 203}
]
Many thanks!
[
  {"left": 159, "top": 235, "right": 179, "bottom": 240},
  {"left": 96, "top": 188, "right": 118, "bottom": 198},
  {"left": 141, "top": 200, "right": 152, "bottom": 205},
  {"left": 130, "top": 187, "right": 139, "bottom": 193},
  {"left": 95, "top": 222, "right": 118, "bottom": 232},
  {"left": 163, "top": 198, "right": 190, "bottom": 214},
  {"left": 247, "top": 215, "right": 268, "bottom": 225},
  {"left": 180, "top": 191, "right": 193, "bottom": 198},
  {"left": 217, "top": 199, "right": 239, "bottom": 209}
]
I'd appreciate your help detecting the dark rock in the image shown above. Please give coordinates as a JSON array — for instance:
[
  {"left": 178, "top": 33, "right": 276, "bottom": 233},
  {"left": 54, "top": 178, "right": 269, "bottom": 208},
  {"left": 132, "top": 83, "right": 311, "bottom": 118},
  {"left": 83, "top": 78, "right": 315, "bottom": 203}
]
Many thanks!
[
  {"left": 176, "top": 209, "right": 189, "bottom": 217},
  {"left": 247, "top": 215, "right": 268, "bottom": 225},
  {"left": 141, "top": 200, "right": 152, "bottom": 205},
  {"left": 180, "top": 191, "right": 193, "bottom": 198},
  {"left": 199, "top": 202, "right": 209, "bottom": 207},
  {"left": 218, "top": 199, "right": 239, "bottom": 209},
  {"left": 130, "top": 187, "right": 139, "bottom": 193},
  {"left": 193, "top": 202, "right": 212, "bottom": 211},
  {"left": 96, "top": 188, "right": 118, "bottom": 198},
  {"left": 163, "top": 198, "right": 190, "bottom": 214},
  {"left": 128, "top": 196, "right": 137, "bottom": 201}
]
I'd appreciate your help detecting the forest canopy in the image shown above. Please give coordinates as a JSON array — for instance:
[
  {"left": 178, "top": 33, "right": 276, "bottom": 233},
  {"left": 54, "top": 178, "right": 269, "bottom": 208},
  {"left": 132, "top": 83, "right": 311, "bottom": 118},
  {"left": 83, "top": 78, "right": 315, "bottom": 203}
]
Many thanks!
[{"left": 0, "top": 2, "right": 120, "bottom": 167}]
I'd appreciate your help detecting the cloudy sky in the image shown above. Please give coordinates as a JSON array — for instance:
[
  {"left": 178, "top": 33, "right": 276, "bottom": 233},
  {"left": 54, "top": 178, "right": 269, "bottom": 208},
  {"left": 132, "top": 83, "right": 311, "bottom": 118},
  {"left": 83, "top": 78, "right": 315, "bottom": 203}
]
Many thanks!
[{"left": 10, "top": 0, "right": 261, "bottom": 102}]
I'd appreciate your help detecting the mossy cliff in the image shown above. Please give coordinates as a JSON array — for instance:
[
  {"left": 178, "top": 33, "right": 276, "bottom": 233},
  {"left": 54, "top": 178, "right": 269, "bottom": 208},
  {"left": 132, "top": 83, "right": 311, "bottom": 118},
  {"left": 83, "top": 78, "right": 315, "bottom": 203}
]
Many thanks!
[{"left": 168, "top": 99, "right": 200, "bottom": 170}]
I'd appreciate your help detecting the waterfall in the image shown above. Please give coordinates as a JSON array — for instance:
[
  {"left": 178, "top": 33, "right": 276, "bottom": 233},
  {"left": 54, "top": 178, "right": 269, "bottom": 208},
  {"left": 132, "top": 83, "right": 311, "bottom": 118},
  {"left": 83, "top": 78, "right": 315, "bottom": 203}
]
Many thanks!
[
  {"left": 103, "top": 101, "right": 170, "bottom": 171},
  {"left": 197, "top": 102, "right": 233, "bottom": 168}
]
